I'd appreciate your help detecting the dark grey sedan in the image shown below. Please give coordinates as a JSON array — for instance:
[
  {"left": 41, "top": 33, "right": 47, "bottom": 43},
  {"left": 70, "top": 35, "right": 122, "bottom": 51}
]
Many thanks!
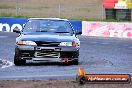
[{"left": 13, "top": 18, "right": 81, "bottom": 65}]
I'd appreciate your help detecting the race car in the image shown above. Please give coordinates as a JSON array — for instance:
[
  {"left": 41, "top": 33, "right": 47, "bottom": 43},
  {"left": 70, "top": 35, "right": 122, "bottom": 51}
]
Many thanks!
[{"left": 13, "top": 18, "right": 81, "bottom": 66}]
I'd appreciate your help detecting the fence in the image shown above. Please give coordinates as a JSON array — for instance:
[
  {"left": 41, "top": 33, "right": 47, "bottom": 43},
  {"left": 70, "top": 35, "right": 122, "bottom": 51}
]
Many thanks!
[{"left": 0, "top": 0, "right": 103, "bottom": 19}]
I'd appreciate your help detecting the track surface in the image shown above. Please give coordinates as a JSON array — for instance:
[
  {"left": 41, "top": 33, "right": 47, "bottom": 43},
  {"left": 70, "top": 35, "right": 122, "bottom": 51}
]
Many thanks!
[{"left": 0, "top": 32, "right": 132, "bottom": 80}]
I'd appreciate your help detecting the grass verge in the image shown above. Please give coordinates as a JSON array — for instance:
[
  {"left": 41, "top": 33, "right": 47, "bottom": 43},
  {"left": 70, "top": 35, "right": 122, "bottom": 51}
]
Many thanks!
[{"left": 0, "top": 13, "right": 131, "bottom": 22}]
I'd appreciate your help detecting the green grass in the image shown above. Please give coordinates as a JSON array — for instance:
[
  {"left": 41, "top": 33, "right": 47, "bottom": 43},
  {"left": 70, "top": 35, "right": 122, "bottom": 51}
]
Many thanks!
[
  {"left": 64, "top": 17, "right": 132, "bottom": 22},
  {"left": 83, "top": 18, "right": 131, "bottom": 22},
  {"left": 0, "top": 13, "right": 16, "bottom": 17},
  {"left": 0, "top": 13, "right": 131, "bottom": 22},
  {"left": 0, "top": 13, "right": 31, "bottom": 18},
  {"left": 0, "top": 5, "right": 15, "bottom": 9}
]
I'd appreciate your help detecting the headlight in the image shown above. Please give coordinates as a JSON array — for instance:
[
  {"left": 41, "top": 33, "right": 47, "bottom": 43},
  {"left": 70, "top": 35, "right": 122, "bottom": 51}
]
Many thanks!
[
  {"left": 59, "top": 42, "right": 78, "bottom": 46},
  {"left": 17, "top": 41, "right": 37, "bottom": 46}
]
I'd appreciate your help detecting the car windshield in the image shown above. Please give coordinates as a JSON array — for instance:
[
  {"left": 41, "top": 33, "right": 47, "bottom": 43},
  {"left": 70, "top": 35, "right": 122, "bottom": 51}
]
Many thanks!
[{"left": 23, "top": 19, "right": 73, "bottom": 33}]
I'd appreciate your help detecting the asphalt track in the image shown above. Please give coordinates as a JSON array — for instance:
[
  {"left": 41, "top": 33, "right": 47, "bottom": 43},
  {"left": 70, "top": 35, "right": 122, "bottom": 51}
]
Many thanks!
[{"left": 0, "top": 32, "right": 132, "bottom": 80}]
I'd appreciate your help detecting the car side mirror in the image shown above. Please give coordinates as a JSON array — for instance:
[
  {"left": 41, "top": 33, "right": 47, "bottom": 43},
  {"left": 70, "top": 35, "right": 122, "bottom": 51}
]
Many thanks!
[
  {"left": 75, "top": 30, "right": 82, "bottom": 35},
  {"left": 13, "top": 28, "right": 21, "bottom": 33}
]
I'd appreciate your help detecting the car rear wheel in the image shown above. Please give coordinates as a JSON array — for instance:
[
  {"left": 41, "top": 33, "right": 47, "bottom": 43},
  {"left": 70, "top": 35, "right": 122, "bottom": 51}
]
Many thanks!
[{"left": 14, "top": 54, "right": 26, "bottom": 66}]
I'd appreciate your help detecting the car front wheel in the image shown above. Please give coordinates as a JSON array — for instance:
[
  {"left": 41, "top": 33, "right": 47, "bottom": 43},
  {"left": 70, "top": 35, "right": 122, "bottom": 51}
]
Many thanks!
[
  {"left": 72, "top": 59, "right": 79, "bottom": 65},
  {"left": 14, "top": 54, "right": 26, "bottom": 66}
]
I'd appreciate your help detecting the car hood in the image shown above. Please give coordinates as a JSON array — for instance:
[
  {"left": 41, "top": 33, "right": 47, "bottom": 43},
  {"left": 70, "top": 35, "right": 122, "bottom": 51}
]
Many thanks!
[{"left": 17, "top": 32, "right": 76, "bottom": 42}]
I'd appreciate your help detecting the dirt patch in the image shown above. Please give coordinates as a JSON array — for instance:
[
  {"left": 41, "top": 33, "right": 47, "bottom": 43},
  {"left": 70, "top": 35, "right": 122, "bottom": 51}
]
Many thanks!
[{"left": 0, "top": 79, "right": 132, "bottom": 88}]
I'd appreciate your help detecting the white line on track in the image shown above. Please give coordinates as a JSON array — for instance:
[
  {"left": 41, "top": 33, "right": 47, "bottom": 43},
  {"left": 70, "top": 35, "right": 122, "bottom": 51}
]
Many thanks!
[
  {"left": 90, "top": 42, "right": 98, "bottom": 44},
  {"left": 128, "top": 47, "right": 132, "bottom": 49},
  {"left": 90, "top": 42, "right": 111, "bottom": 45},
  {"left": 0, "top": 59, "right": 14, "bottom": 69},
  {"left": 101, "top": 42, "right": 110, "bottom": 45},
  {"left": 0, "top": 36, "right": 8, "bottom": 38}
]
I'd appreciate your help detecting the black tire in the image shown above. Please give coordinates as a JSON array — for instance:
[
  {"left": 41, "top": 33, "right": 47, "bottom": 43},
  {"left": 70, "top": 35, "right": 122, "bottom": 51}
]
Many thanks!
[
  {"left": 76, "top": 76, "right": 87, "bottom": 85},
  {"left": 14, "top": 54, "right": 26, "bottom": 66},
  {"left": 79, "top": 76, "right": 87, "bottom": 85},
  {"left": 72, "top": 59, "right": 79, "bottom": 65}
]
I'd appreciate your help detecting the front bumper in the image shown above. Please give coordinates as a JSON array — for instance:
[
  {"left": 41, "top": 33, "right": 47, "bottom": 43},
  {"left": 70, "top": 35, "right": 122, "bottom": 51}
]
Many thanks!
[{"left": 15, "top": 45, "right": 79, "bottom": 62}]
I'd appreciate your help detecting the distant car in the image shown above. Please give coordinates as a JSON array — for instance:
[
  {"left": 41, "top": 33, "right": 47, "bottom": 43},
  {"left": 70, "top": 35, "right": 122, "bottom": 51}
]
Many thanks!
[{"left": 13, "top": 18, "right": 81, "bottom": 66}]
